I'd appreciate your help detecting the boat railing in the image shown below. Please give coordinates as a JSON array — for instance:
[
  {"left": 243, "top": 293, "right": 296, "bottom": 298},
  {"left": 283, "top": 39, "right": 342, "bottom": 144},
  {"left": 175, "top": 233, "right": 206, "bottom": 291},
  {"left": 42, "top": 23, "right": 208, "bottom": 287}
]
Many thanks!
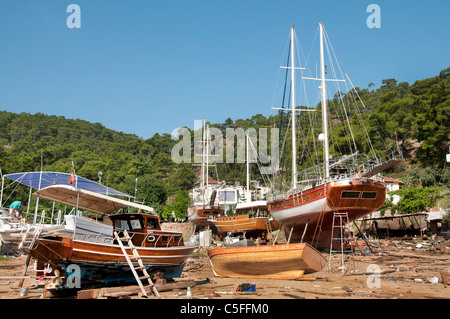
[
  {"left": 73, "top": 232, "right": 114, "bottom": 244},
  {"left": 141, "top": 232, "right": 184, "bottom": 248},
  {"left": 112, "top": 229, "right": 185, "bottom": 248},
  {"left": 19, "top": 209, "right": 66, "bottom": 226},
  {"left": 0, "top": 206, "right": 29, "bottom": 229}
]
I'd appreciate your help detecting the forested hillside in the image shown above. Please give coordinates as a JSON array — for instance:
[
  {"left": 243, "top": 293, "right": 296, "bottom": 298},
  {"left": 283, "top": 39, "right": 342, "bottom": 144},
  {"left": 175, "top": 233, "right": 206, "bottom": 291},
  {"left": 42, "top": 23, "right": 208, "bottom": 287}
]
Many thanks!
[{"left": 0, "top": 68, "right": 449, "bottom": 218}]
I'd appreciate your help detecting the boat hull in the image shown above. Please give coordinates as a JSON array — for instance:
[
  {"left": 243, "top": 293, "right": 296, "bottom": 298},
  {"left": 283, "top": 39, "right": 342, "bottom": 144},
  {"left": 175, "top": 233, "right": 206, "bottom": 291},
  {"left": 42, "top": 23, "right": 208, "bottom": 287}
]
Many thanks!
[
  {"left": 22, "top": 236, "right": 197, "bottom": 284},
  {"left": 268, "top": 179, "right": 385, "bottom": 249},
  {"left": 209, "top": 214, "right": 275, "bottom": 238},
  {"left": 188, "top": 206, "right": 224, "bottom": 230},
  {"left": 207, "top": 243, "right": 326, "bottom": 280}
]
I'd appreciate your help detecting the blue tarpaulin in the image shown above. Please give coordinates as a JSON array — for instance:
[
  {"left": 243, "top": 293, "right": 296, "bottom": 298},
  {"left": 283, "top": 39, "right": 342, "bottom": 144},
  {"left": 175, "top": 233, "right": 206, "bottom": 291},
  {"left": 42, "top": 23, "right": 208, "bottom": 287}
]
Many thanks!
[{"left": 3, "top": 172, "right": 130, "bottom": 198}]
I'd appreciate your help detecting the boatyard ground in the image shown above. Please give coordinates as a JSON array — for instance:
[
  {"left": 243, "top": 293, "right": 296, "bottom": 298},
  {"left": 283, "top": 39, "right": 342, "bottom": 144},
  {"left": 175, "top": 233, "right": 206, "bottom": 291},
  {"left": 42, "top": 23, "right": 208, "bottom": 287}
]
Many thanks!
[{"left": 0, "top": 237, "right": 449, "bottom": 300}]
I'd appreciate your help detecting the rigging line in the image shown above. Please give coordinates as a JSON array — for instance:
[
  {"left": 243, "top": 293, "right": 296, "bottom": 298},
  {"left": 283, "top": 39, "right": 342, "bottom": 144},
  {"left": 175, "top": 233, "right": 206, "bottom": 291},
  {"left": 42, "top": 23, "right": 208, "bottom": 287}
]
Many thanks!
[
  {"left": 347, "top": 73, "right": 399, "bottom": 151},
  {"left": 272, "top": 39, "right": 292, "bottom": 193},
  {"left": 304, "top": 26, "right": 319, "bottom": 71},
  {"left": 345, "top": 74, "right": 381, "bottom": 160},
  {"left": 247, "top": 136, "right": 273, "bottom": 189},
  {"left": 270, "top": 33, "right": 292, "bottom": 110},
  {"left": 324, "top": 25, "right": 384, "bottom": 161},
  {"left": 322, "top": 28, "right": 358, "bottom": 154}
]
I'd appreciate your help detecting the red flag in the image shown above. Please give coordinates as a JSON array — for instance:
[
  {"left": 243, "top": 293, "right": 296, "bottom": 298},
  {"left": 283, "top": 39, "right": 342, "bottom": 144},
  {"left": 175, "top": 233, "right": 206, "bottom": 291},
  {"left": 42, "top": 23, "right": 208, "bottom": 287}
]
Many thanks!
[{"left": 70, "top": 172, "right": 75, "bottom": 185}]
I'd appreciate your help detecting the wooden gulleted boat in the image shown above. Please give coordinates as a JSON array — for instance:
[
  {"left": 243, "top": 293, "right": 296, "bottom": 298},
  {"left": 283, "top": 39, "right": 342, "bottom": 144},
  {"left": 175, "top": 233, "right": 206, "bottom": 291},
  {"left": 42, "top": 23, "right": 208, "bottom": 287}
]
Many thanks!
[
  {"left": 187, "top": 205, "right": 224, "bottom": 229},
  {"left": 208, "top": 201, "right": 279, "bottom": 239},
  {"left": 268, "top": 179, "right": 386, "bottom": 248},
  {"left": 266, "top": 24, "right": 401, "bottom": 250},
  {"left": 207, "top": 243, "right": 326, "bottom": 280},
  {"left": 19, "top": 185, "right": 198, "bottom": 287}
]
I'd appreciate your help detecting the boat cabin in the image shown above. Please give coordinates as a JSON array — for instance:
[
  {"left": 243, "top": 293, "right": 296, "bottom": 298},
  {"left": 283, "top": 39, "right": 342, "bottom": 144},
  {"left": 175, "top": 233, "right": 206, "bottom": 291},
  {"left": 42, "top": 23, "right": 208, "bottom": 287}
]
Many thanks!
[{"left": 110, "top": 213, "right": 185, "bottom": 248}]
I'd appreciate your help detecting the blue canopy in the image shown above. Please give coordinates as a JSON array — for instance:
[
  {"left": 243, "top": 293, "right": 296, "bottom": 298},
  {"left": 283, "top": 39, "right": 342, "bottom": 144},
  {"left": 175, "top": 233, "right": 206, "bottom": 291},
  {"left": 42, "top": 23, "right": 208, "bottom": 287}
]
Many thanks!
[{"left": 3, "top": 172, "right": 131, "bottom": 198}]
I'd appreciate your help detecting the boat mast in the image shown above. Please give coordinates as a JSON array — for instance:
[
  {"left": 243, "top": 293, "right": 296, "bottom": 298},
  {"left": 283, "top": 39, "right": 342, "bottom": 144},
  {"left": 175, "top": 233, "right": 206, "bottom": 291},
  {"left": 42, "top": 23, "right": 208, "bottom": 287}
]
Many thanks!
[
  {"left": 201, "top": 118, "right": 206, "bottom": 203},
  {"left": 246, "top": 134, "right": 251, "bottom": 203},
  {"left": 290, "top": 26, "right": 297, "bottom": 188},
  {"left": 206, "top": 123, "right": 209, "bottom": 192},
  {"left": 319, "top": 22, "right": 330, "bottom": 179}
]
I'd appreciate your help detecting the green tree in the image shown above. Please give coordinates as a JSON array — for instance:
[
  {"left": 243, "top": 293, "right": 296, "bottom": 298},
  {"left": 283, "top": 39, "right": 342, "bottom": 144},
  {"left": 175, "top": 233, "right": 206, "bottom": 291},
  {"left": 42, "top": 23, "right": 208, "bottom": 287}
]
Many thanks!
[
  {"left": 162, "top": 191, "right": 190, "bottom": 221},
  {"left": 390, "top": 186, "right": 439, "bottom": 214}
]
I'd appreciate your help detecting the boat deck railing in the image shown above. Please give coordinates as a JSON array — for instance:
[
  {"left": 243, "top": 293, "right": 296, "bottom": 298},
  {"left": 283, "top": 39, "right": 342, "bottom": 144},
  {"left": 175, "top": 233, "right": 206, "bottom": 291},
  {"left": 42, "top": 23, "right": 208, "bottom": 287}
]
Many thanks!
[
  {"left": 208, "top": 210, "right": 270, "bottom": 221},
  {"left": 267, "top": 172, "right": 385, "bottom": 203},
  {"left": 111, "top": 229, "right": 186, "bottom": 248}
]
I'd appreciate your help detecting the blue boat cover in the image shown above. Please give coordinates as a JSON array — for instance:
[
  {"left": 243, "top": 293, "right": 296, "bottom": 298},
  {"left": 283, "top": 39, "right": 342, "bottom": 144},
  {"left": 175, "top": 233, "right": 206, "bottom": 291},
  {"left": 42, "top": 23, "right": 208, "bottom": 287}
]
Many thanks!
[{"left": 4, "top": 172, "right": 131, "bottom": 198}]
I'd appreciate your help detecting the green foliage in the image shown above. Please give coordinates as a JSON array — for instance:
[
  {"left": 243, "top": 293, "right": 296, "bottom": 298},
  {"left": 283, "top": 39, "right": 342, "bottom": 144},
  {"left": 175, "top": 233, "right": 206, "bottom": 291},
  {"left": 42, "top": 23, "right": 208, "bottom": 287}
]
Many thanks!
[
  {"left": 442, "top": 210, "right": 450, "bottom": 227},
  {"left": 390, "top": 186, "right": 441, "bottom": 214},
  {"left": 162, "top": 191, "right": 191, "bottom": 220}
]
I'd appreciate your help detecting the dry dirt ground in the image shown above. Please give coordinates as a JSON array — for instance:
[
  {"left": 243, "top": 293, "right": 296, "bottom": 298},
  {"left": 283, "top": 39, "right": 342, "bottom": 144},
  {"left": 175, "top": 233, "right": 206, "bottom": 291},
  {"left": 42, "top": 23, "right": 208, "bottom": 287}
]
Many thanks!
[{"left": 0, "top": 238, "right": 449, "bottom": 301}]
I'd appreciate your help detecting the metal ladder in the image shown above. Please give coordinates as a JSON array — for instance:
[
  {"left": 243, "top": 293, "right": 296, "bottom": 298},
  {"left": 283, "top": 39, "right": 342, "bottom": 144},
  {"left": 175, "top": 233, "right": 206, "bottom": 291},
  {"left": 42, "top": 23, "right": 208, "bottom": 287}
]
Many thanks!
[
  {"left": 114, "top": 230, "right": 160, "bottom": 298},
  {"left": 328, "top": 212, "right": 350, "bottom": 273},
  {"left": 18, "top": 226, "right": 42, "bottom": 253}
]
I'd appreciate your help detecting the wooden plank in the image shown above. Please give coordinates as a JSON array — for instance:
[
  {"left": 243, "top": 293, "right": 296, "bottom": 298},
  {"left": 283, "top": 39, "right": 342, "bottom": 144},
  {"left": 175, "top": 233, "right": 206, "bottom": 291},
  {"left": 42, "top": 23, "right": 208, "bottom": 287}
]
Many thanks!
[
  {"left": 155, "top": 280, "right": 197, "bottom": 292},
  {"left": 77, "top": 279, "right": 202, "bottom": 299}
]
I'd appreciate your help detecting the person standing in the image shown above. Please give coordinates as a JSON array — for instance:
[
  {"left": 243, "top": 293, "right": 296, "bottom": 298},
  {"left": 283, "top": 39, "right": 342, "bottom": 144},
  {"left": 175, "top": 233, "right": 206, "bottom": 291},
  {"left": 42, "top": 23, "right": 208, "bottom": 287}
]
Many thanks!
[{"left": 9, "top": 201, "right": 25, "bottom": 219}]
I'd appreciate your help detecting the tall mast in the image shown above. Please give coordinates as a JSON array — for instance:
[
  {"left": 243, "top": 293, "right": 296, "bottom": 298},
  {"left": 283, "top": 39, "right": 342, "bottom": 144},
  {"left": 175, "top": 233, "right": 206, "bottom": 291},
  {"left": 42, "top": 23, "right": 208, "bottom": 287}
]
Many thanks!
[
  {"left": 201, "top": 119, "right": 205, "bottom": 189},
  {"left": 290, "top": 26, "right": 297, "bottom": 188},
  {"left": 319, "top": 22, "right": 330, "bottom": 179},
  {"left": 246, "top": 134, "right": 251, "bottom": 203},
  {"left": 206, "top": 123, "right": 209, "bottom": 192}
]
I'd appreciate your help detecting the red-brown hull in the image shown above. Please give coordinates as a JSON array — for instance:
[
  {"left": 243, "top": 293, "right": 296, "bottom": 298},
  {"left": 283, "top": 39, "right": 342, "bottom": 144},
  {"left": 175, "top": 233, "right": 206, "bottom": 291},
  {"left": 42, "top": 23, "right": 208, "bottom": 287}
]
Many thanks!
[
  {"left": 209, "top": 214, "right": 275, "bottom": 238},
  {"left": 23, "top": 236, "right": 197, "bottom": 283},
  {"left": 268, "top": 179, "right": 385, "bottom": 249}
]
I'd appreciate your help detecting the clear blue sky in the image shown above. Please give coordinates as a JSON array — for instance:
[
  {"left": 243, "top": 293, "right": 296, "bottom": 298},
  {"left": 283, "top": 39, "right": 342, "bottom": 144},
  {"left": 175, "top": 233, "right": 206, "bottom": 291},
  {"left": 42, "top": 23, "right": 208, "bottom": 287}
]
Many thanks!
[{"left": 0, "top": 0, "right": 448, "bottom": 139}]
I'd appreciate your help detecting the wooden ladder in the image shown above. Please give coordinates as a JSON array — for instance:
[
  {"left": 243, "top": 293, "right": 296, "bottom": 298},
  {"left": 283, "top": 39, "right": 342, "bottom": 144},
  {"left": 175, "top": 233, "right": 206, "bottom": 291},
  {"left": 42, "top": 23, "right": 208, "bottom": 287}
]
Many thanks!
[
  {"left": 265, "top": 219, "right": 273, "bottom": 244},
  {"left": 114, "top": 230, "right": 160, "bottom": 298}
]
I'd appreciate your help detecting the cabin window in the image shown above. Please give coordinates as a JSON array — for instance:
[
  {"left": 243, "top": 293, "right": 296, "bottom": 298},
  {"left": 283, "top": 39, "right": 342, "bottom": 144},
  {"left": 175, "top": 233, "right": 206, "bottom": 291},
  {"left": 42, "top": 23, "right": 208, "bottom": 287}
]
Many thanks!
[
  {"left": 341, "top": 191, "right": 360, "bottom": 199},
  {"left": 130, "top": 219, "right": 142, "bottom": 230},
  {"left": 174, "top": 236, "right": 180, "bottom": 242},
  {"left": 162, "top": 236, "right": 168, "bottom": 241},
  {"left": 147, "top": 218, "right": 159, "bottom": 229},
  {"left": 362, "top": 191, "right": 377, "bottom": 199},
  {"left": 115, "top": 220, "right": 130, "bottom": 230}
]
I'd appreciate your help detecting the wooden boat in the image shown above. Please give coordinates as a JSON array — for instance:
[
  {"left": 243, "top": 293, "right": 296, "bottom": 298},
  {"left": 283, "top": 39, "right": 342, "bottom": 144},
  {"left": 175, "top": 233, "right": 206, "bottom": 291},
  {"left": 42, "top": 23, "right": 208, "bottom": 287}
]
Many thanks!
[
  {"left": 188, "top": 205, "right": 224, "bottom": 229},
  {"left": 268, "top": 179, "right": 386, "bottom": 248},
  {"left": 19, "top": 185, "right": 198, "bottom": 287},
  {"left": 208, "top": 200, "right": 279, "bottom": 239},
  {"left": 207, "top": 243, "right": 327, "bottom": 279},
  {"left": 267, "top": 24, "right": 401, "bottom": 249}
]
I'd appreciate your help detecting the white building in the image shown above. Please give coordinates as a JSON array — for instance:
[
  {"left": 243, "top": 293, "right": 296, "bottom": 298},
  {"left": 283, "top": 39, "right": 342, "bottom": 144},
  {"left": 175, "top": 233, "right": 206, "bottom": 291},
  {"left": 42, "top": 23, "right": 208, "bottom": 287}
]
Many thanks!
[{"left": 383, "top": 176, "right": 404, "bottom": 205}]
